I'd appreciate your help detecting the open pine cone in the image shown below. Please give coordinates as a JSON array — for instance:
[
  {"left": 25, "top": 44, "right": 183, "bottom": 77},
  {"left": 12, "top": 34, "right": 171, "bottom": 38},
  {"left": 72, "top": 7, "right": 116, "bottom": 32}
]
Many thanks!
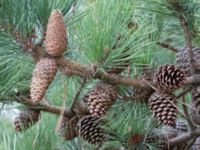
[
  {"left": 176, "top": 46, "right": 200, "bottom": 76},
  {"left": 45, "top": 10, "right": 67, "bottom": 57},
  {"left": 154, "top": 64, "right": 186, "bottom": 93},
  {"left": 149, "top": 92, "right": 177, "bottom": 126},
  {"left": 76, "top": 115, "right": 105, "bottom": 145},
  {"left": 30, "top": 57, "right": 57, "bottom": 103},
  {"left": 14, "top": 109, "right": 40, "bottom": 132},
  {"left": 82, "top": 81, "right": 118, "bottom": 117}
]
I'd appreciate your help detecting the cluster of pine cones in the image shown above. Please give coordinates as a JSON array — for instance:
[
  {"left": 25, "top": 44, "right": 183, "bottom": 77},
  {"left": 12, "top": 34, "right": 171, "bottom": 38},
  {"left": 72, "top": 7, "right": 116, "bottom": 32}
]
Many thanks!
[
  {"left": 12, "top": 8, "right": 200, "bottom": 149},
  {"left": 14, "top": 9, "right": 67, "bottom": 132}
]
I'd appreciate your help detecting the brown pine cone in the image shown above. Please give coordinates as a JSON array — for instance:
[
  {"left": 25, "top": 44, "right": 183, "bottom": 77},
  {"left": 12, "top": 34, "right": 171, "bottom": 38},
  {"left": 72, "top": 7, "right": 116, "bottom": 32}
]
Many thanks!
[
  {"left": 149, "top": 92, "right": 177, "bottom": 126},
  {"left": 30, "top": 57, "right": 57, "bottom": 103},
  {"left": 154, "top": 64, "right": 186, "bottom": 93},
  {"left": 14, "top": 109, "right": 40, "bottom": 132},
  {"left": 82, "top": 81, "right": 118, "bottom": 117},
  {"left": 76, "top": 115, "right": 105, "bottom": 145},
  {"left": 45, "top": 10, "right": 67, "bottom": 57},
  {"left": 176, "top": 46, "right": 200, "bottom": 76}
]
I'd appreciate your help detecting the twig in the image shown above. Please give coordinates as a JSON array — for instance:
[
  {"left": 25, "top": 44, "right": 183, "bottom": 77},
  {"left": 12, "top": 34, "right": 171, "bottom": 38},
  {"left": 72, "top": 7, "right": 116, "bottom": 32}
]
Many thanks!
[
  {"left": 70, "top": 78, "right": 87, "bottom": 112},
  {"left": 181, "top": 96, "right": 195, "bottom": 129},
  {"left": 157, "top": 42, "right": 178, "bottom": 52},
  {"left": 184, "top": 137, "right": 197, "bottom": 150},
  {"left": 169, "top": 128, "right": 200, "bottom": 146},
  {"left": 176, "top": 86, "right": 193, "bottom": 98}
]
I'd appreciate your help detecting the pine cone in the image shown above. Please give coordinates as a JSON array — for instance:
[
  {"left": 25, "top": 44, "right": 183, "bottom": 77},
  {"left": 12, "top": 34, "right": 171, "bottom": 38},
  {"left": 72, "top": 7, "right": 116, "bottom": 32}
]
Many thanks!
[
  {"left": 189, "top": 86, "right": 200, "bottom": 125},
  {"left": 154, "top": 64, "right": 186, "bottom": 92},
  {"left": 176, "top": 46, "right": 200, "bottom": 76},
  {"left": 45, "top": 10, "right": 67, "bottom": 57},
  {"left": 175, "top": 119, "right": 188, "bottom": 132},
  {"left": 191, "top": 137, "right": 200, "bottom": 150},
  {"left": 82, "top": 81, "right": 118, "bottom": 117},
  {"left": 145, "top": 126, "right": 178, "bottom": 150},
  {"left": 76, "top": 115, "right": 105, "bottom": 145},
  {"left": 30, "top": 57, "right": 57, "bottom": 103},
  {"left": 14, "top": 109, "right": 40, "bottom": 132},
  {"left": 149, "top": 92, "right": 177, "bottom": 126}
]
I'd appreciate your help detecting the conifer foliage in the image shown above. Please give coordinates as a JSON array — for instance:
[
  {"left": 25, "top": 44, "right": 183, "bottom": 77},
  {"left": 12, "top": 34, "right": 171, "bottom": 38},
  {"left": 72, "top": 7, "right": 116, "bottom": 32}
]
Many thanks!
[{"left": 2, "top": 0, "right": 200, "bottom": 150}]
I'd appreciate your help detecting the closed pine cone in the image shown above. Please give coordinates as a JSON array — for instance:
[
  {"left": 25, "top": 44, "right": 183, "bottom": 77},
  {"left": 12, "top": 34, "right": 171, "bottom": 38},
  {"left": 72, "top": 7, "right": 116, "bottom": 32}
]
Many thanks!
[
  {"left": 45, "top": 10, "right": 67, "bottom": 57},
  {"left": 149, "top": 92, "right": 177, "bottom": 126},
  {"left": 76, "top": 115, "right": 105, "bottom": 145},
  {"left": 82, "top": 81, "right": 118, "bottom": 117},
  {"left": 154, "top": 64, "right": 186, "bottom": 93},
  {"left": 30, "top": 58, "right": 57, "bottom": 103},
  {"left": 14, "top": 109, "right": 40, "bottom": 132},
  {"left": 176, "top": 46, "right": 200, "bottom": 76}
]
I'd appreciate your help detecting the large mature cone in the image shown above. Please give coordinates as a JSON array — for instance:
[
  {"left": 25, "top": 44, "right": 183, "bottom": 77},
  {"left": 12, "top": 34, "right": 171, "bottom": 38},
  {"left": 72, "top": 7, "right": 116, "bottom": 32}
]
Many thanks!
[
  {"left": 82, "top": 81, "right": 118, "bottom": 117},
  {"left": 190, "top": 86, "right": 200, "bottom": 125},
  {"left": 76, "top": 115, "right": 105, "bottom": 145},
  {"left": 176, "top": 46, "right": 200, "bottom": 76},
  {"left": 57, "top": 116, "right": 78, "bottom": 140},
  {"left": 149, "top": 92, "right": 177, "bottom": 126},
  {"left": 191, "top": 137, "right": 200, "bottom": 150},
  {"left": 14, "top": 109, "right": 40, "bottom": 132},
  {"left": 145, "top": 126, "right": 178, "bottom": 150},
  {"left": 154, "top": 64, "right": 186, "bottom": 92},
  {"left": 31, "top": 58, "right": 57, "bottom": 103},
  {"left": 174, "top": 119, "right": 188, "bottom": 149},
  {"left": 45, "top": 10, "right": 67, "bottom": 57}
]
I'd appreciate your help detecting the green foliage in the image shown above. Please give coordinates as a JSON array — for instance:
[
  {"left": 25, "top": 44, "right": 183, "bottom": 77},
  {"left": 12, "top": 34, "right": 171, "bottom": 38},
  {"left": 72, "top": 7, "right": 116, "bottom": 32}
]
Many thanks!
[{"left": 102, "top": 102, "right": 156, "bottom": 149}]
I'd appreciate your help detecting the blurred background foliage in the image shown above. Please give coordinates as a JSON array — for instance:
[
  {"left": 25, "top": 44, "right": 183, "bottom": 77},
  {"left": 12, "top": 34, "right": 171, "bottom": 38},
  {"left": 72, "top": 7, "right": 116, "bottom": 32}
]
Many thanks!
[{"left": 0, "top": 0, "right": 200, "bottom": 149}]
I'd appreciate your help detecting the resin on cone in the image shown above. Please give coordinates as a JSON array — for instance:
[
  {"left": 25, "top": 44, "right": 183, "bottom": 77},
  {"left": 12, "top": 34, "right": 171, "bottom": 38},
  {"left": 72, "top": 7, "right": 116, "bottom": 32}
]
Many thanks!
[
  {"left": 149, "top": 92, "right": 177, "bottom": 126},
  {"left": 154, "top": 64, "right": 186, "bottom": 92},
  {"left": 45, "top": 10, "right": 67, "bottom": 57},
  {"left": 14, "top": 109, "right": 40, "bottom": 132},
  {"left": 176, "top": 46, "right": 200, "bottom": 76},
  {"left": 30, "top": 58, "right": 57, "bottom": 103},
  {"left": 82, "top": 81, "right": 118, "bottom": 117},
  {"left": 76, "top": 115, "right": 105, "bottom": 145}
]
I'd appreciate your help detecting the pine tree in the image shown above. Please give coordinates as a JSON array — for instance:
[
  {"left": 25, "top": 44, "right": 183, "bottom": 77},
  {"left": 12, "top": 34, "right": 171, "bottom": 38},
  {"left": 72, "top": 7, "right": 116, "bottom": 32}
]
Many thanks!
[{"left": 1, "top": 0, "right": 200, "bottom": 150}]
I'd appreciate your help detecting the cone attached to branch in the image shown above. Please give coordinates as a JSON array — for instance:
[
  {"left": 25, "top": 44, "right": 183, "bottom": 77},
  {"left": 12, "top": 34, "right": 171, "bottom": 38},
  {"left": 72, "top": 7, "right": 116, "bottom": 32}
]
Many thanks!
[
  {"left": 176, "top": 46, "right": 200, "bottom": 76},
  {"left": 30, "top": 57, "right": 57, "bottom": 103},
  {"left": 154, "top": 64, "right": 186, "bottom": 93},
  {"left": 149, "top": 92, "right": 177, "bottom": 126},
  {"left": 14, "top": 109, "right": 40, "bottom": 132},
  {"left": 190, "top": 86, "right": 200, "bottom": 125},
  {"left": 82, "top": 81, "right": 118, "bottom": 117},
  {"left": 76, "top": 115, "right": 105, "bottom": 145},
  {"left": 45, "top": 10, "right": 67, "bottom": 57}
]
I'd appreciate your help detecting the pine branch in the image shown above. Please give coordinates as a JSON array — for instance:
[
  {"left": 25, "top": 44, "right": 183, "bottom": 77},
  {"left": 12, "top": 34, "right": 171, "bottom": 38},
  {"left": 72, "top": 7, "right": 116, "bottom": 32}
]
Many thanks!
[
  {"left": 169, "top": 128, "right": 200, "bottom": 147},
  {"left": 157, "top": 42, "right": 178, "bottom": 52}
]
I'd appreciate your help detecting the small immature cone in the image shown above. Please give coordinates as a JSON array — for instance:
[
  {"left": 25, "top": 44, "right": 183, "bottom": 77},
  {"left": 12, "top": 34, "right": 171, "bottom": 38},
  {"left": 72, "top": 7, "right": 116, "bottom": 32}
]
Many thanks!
[
  {"left": 45, "top": 10, "right": 67, "bottom": 57},
  {"left": 30, "top": 58, "right": 57, "bottom": 103},
  {"left": 14, "top": 109, "right": 40, "bottom": 132}
]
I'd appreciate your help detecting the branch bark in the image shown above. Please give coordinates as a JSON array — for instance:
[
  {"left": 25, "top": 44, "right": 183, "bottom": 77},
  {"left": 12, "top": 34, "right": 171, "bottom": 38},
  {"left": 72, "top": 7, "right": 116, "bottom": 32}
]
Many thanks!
[{"left": 157, "top": 42, "right": 178, "bottom": 52}]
